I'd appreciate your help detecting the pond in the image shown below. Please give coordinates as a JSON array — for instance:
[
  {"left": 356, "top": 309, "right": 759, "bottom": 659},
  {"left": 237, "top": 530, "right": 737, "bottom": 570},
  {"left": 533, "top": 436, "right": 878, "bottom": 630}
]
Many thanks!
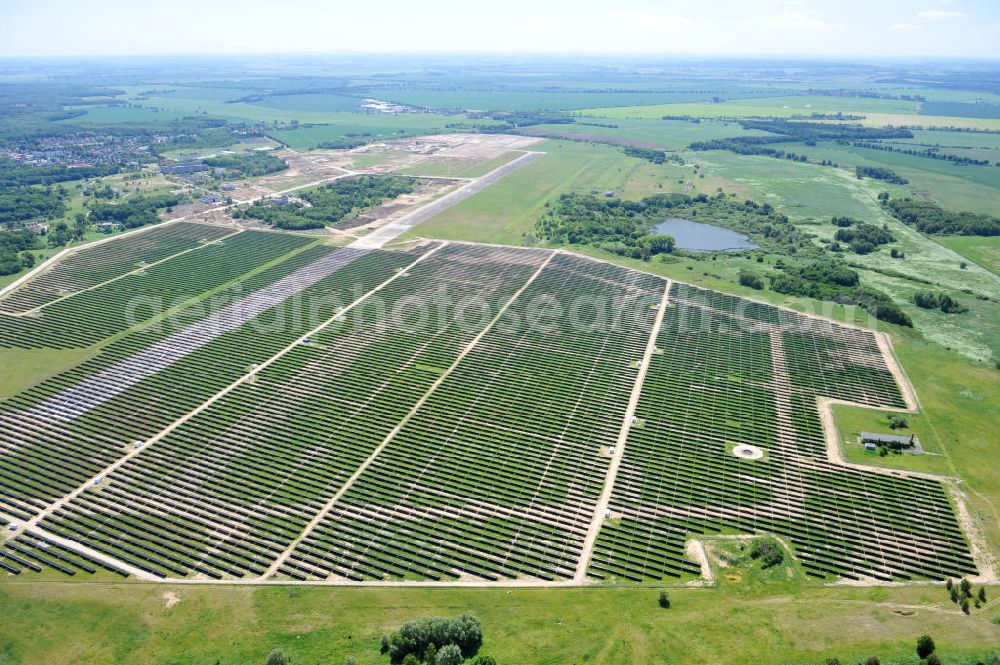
[{"left": 652, "top": 218, "right": 758, "bottom": 252}]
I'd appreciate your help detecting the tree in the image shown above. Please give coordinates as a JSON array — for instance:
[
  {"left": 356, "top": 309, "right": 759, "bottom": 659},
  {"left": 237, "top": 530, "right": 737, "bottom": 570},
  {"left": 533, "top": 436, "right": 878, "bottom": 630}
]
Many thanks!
[
  {"left": 961, "top": 598, "right": 970, "bottom": 614},
  {"left": 978, "top": 587, "right": 987, "bottom": 603},
  {"left": 914, "top": 291, "right": 938, "bottom": 309},
  {"left": 945, "top": 578, "right": 953, "bottom": 591},
  {"left": 658, "top": 591, "right": 671, "bottom": 608},
  {"left": 926, "top": 655, "right": 942, "bottom": 665},
  {"left": 916, "top": 635, "right": 935, "bottom": 659},
  {"left": 961, "top": 578, "right": 972, "bottom": 596},
  {"left": 266, "top": 649, "right": 289, "bottom": 665},
  {"left": 424, "top": 644, "right": 438, "bottom": 664},
  {"left": 385, "top": 612, "right": 483, "bottom": 663},
  {"left": 865, "top": 657, "right": 880, "bottom": 665},
  {"left": 436, "top": 644, "right": 463, "bottom": 665},
  {"left": 738, "top": 271, "right": 764, "bottom": 290}
]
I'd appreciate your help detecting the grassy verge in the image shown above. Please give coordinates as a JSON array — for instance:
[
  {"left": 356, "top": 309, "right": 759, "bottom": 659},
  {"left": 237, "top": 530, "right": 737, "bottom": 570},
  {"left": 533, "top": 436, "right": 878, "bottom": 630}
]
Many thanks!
[{"left": 0, "top": 581, "right": 997, "bottom": 665}]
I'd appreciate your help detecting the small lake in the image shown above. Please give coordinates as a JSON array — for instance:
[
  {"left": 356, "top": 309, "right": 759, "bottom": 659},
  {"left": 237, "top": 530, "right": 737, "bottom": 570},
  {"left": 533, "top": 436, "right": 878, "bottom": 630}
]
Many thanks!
[{"left": 652, "top": 218, "right": 758, "bottom": 252}]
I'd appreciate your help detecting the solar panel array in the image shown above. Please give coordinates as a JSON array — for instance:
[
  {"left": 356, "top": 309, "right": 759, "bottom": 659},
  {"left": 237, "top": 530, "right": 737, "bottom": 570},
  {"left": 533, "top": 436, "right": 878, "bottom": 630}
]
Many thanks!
[{"left": 0, "top": 228, "right": 978, "bottom": 584}]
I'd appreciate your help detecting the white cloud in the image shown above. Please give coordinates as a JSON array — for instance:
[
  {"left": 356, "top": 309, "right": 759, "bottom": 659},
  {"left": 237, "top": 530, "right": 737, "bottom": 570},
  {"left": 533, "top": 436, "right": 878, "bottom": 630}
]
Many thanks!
[
  {"left": 916, "top": 10, "right": 967, "bottom": 19},
  {"left": 767, "top": 11, "right": 842, "bottom": 30},
  {"left": 891, "top": 23, "right": 924, "bottom": 31},
  {"left": 609, "top": 11, "right": 693, "bottom": 30}
]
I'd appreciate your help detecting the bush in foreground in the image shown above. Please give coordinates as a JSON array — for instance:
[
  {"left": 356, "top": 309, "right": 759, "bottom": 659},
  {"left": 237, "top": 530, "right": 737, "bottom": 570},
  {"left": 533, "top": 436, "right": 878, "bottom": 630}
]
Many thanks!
[
  {"left": 917, "top": 634, "right": 936, "bottom": 659},
  {"left": 383, "top": 612, "right": 483, "bottom": 664}
]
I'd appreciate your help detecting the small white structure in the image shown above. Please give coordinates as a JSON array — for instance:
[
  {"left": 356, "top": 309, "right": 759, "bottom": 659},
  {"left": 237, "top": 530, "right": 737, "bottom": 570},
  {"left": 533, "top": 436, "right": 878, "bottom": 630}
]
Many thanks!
[
  {"left": 7, "top": 523, "right": 18, "bottom": 532},
  {"left": 732, "top": 444, "right": 764, "bottom": 460}
]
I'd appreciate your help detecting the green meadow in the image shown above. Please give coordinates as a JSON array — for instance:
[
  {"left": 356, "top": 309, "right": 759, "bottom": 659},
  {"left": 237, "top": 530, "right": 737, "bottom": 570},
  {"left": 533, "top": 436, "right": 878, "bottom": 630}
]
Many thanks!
[{"left": 1, "top": 581, "right": 997, "bottom": 665}]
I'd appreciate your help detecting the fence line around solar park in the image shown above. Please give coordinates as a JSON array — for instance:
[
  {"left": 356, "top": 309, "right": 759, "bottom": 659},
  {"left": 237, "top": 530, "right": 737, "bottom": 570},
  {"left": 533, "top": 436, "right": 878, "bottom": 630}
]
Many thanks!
[
  {"left": 259, "top": 248, "right": 558, "bottom": 580},
  {"left": 5, "top": 242, "right": 448, "bottom": 546}
]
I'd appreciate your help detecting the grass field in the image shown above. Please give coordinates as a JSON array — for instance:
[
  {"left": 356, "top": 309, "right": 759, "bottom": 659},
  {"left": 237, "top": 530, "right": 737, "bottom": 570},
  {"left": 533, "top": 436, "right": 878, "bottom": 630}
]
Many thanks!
[
  {"left": 782, "top": 142, "right": 1000, "bottom": 216},
  {"left": 413, "top": 140, "right": 699, "bottom": 244},
  {"left": 580, "top": 95, "right": 922, "bottom": 119},
  {"left": 831, "top": 404, "right": 951, "bottom": 476},
  {"left": 0, "top": 346, "right": 97, "bottom": 399},
  {"left": 576, "top": 100, "right": 1000, "bottom": 131},
  {"left": 517, "top": 117, "right": 772, "bottom": 149},
  {"left": 254, "top": 93, "right": 364, "bottom": 113},
  {"left": 375, "top": 89, "right": 768, "bottom": 112},
  {"left": 0, "top": 581, "right": 997, "bottom": 665},
  {"left": 934, "top": 236, "right": 1000, "bottom": 276}
]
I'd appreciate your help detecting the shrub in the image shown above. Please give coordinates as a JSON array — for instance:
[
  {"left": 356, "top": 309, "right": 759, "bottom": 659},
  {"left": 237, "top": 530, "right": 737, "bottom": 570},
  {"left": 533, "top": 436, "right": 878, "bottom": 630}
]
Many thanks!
[
  {"left": 266, "top": 649, "right": 289, "bottom": 665},
  {"left": 471, "top": 657, "right": 498, "bottom": 665},
  {"left": 436, "top": 644, "right": 463, "bottom": 665},
  {"left": 658, "top": 591, "right": 671, "bottom": 608},
  {"left": 865, "top": 657, "right": 881, "bottom": 665},
  {"left": 738, "top": 271, "right": 764, "bottom": 290},
  {"left": 916, "top": 634, "right": 936, "bottom": 659},
  {"left": 914, "top": 291, "right": 938, "bottom": 309},
  {"left": 385, "top": 613, "right": 483, "bottom": 663},
  {"left": 937, "top": 294, "right": 968, "bottom": 314},
  {"left": 749, "top": 539, "right": 784, "bottom": 569},
  {"left": 926, "top": 656, "right": 942, "bottom": 665}
]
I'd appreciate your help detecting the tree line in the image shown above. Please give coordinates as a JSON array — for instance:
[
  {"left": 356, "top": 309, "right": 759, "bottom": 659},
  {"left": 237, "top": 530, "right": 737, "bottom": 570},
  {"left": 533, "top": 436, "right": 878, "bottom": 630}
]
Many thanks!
[{"left": 882, "top": 196, "right": 1000, "bottom": 236}]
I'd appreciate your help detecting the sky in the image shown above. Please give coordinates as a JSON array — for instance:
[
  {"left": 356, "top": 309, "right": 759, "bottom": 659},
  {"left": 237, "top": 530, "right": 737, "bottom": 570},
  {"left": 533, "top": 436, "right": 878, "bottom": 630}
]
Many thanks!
[{"left": 0, "top": 0, "right": 998, "bottom": 59}]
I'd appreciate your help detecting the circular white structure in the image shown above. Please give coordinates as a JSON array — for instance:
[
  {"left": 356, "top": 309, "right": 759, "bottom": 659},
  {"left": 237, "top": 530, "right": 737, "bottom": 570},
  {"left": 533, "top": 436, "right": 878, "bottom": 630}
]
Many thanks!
[{"left": 732, "top": 444, "right": 764, "bottom": 460}]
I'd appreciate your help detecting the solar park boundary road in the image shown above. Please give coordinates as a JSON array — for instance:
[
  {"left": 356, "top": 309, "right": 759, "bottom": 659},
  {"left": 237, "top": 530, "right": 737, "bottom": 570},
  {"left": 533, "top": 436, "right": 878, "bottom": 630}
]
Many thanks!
[{"left": 0, "top": 246, "right": 989, "bottom": 585}]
